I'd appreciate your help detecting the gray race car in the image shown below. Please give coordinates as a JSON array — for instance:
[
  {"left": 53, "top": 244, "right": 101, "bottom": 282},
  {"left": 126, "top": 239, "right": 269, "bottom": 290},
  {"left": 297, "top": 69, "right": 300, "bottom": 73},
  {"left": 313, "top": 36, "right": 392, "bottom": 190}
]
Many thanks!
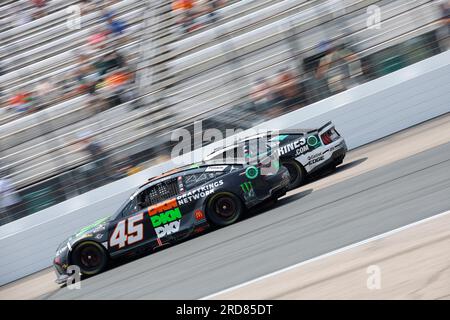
[{"left": 205, "top": 121, "right": 347, "bottom": 189}]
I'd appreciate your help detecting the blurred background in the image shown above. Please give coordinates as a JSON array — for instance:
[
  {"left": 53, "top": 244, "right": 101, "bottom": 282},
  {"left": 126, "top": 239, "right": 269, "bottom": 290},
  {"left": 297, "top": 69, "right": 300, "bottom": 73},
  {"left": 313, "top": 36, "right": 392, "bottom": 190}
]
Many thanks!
[{"left": 0, "top": 0, "right": 449, "bottom": 225}]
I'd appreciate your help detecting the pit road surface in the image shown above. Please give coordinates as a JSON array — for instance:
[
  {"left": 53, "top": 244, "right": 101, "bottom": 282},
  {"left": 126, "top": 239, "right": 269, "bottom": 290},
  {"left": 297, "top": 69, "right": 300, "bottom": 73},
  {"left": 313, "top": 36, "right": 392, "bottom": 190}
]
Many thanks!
[{"left": 45, "top": 116, "right": 450, "bottom": 299}]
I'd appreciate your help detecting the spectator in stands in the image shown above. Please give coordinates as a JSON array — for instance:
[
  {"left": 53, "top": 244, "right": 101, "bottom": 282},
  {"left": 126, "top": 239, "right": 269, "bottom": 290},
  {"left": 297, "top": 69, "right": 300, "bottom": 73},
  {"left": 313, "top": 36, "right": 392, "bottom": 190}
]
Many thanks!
[
  {"left": 106, "top": 15, "right": 127, "bottom": 37},
  {"left": 104, "top": 69, "right": 132, "bottom": 89},
  {"left": 0, "top": 173, "right": 26, "bottom": 224},
  {"left": 34, "top": 79, "right": 56, "bottom": 112},
  {"left": 436, "top": 0, "right": 450, "bottom": 51},
  {"left": 102, "top": 68, "right": 134, "bottom": 109},
  {"left": 74, "top": 132, "right": 111, "bottom": 186},
  {"left": 271, "top": 68, "right": 304, "bottom": 113},
  {"left": 88, "top": 27, "right": 109, "bottom": 52},
  {"left": 101, "top": 6, "right": 116, "bottom": 21},
  {"left": 30, "top": 0, "right": 48, "bottom": 20},
  {"left": 316, "top": 41, "right": 360, "bottom": 94},
  {"left": 79, "top": 0, "right": 96, "bottom": 15},
  {"left": 201, "top": 0, "right": 226, "bottom": 24},
  {"left": 9, "top": 89, "right": 34, "bottom": 114},
  {"left": 93, "top": 50, "right": 126, "bottom": 76},
  {"left": 101, "top": 0, "right": 120, "bottom": 11},
  {"left": 172, "top": 0, "right": 196, "bottom": 33},
  {"left": 0, "top": 62, "right": 3, "bottom": 113},
  {"left": 73, "top": 54, "right": 95, "bottom": 95},
  {"left": 111, "top": 156, "right": 142, "bottom": 180},
  {"left": 56, "top": 73, "right": 78, "bottom": 100},
  {"left": 104, "top": 14, "right": 128, "bottom": 47},
  {"left": 249, "top": 78, "right": 275, "bottom": 119}
]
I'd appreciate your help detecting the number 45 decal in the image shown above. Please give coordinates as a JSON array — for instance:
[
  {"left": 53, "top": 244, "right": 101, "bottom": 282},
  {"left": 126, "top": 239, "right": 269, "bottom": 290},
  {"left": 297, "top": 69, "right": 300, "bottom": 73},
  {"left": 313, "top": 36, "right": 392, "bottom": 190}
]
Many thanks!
[{"left": 110, "top": 212, "right": 144, "bottom": 249}]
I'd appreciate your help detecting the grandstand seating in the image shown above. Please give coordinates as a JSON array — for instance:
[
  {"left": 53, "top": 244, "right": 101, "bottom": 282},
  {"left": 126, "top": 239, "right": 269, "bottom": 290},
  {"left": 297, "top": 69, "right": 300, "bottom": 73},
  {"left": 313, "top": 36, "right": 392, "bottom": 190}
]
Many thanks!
[{"left": 0, "top": 0, "right": 446, "bottom": 221}]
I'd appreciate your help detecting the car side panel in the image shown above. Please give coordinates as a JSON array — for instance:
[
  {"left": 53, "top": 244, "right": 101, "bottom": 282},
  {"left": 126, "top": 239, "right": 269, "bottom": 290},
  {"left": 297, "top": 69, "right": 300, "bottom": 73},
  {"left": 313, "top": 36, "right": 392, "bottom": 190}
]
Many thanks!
[{"left": 277, "top": 132, "right": 346, "bottom": 173}]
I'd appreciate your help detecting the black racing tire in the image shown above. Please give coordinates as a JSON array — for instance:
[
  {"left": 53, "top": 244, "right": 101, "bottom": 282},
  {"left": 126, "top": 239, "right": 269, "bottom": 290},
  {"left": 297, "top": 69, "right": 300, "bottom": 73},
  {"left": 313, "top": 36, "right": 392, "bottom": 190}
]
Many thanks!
[
  {"left": 333, "top": 158, "right": 344, "bottom": 169},
  {"left": 71, "top": 241, "right": 108, "bottom": 276},
  {"left": 206, "top": 192, "right": 243, "bottom": 227},
  {"left": 328, "top": 160, "right": 343, "bottom": 172},
  {"left": 281, "top": 159, "right": 306, "bottom": 190},
  {"left": 276, "top": 187, "right": 288, "bottom": 199}
]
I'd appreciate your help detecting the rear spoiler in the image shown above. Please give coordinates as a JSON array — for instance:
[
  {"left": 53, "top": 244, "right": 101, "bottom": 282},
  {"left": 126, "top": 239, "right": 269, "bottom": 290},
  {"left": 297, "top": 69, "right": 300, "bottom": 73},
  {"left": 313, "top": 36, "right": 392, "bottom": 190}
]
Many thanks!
[{"left": 317, "top": 121, "right": 334, "bottom": 133}]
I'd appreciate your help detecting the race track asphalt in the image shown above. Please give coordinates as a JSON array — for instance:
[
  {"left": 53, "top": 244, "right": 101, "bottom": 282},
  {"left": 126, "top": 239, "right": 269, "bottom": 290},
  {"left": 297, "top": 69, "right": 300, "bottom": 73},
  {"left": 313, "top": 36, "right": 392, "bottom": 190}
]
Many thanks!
[{"left": 46, "top": 141, "right": 450, "bottom": 299}]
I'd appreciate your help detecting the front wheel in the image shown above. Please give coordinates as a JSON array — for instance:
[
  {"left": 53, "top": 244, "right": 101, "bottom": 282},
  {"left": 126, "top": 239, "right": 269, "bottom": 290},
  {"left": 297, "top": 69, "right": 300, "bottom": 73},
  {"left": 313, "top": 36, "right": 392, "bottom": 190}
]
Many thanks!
[
  {"left": 281, "top": 160, "right": 305, "bottom": 190},
  {"left": 206, "top": 192, "right": 243, "bottom": 227},
  {"left": 71, "top": 241, "right": 108, "bottom": 276}
]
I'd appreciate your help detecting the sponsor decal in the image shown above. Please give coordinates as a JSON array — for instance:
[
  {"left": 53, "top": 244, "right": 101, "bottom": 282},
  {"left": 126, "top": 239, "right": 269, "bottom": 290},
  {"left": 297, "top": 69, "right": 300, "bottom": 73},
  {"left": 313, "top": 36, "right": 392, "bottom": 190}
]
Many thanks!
[
  {"left": 328, "top": 142, "right": 343, "bottom": 153},
  {"left": 185, "top": 172, "right": 216, "bottom": 186},
  {"left": 177, "top": 180, "right": 224, "bottom": 205},
  {"left": 110, "top": 213, "right": 144, "bottom": 248},
  {"left": 307, "top": 155, "right": 324, "bottom": 166},
  {"left": 278, "top": 134, "right": 323, "bottom": 158},
  {"left": 76, "top": 216, "right": 109, "bottom": 237},
  {"left": 148, "top": 198, "right": 178, "bottom": 216},
  {"left": 295, "top": 145, "right": 310, "bottom": 156},
  {"left": 240, "top": 181, "right": 255, "bottom": 200},
  {"left": 205, "top": 165, "right": 228, "bottom": 172},
  {"left": 194, "top": 209, "right": 205, "bottom": 221},
  {"left": 240, "top": 181, "right": 253, "bottom": 193},
  {"left": 306, "top": 141, "right": 342, "bottom": 162},
  {"left": 307, "top": 135, "right": 322, "bottom": 148},
  {"left": 155, "top": 220, "right": 180, "bottom": 238},
  {"left": 307, "top": 152, "right": 324, "bottom": 161},
  {"left": 150, "top": 208, "right": 181, "bottom": 227},
  {"left": 148, "top": 198, "right": 182, "bottom": 239},
  {"left": 245, "top": 166, "right": 259, "bottom": 180},
  {"left": 278, "top": 137, "right": 306, "bottom": 156}
]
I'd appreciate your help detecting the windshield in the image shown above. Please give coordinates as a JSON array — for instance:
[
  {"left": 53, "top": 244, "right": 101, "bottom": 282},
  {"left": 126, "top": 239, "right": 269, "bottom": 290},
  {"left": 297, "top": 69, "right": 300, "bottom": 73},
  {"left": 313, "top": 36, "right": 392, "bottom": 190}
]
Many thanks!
[{"left": 113, "top": 192, "right": 140, "bottom": 219}]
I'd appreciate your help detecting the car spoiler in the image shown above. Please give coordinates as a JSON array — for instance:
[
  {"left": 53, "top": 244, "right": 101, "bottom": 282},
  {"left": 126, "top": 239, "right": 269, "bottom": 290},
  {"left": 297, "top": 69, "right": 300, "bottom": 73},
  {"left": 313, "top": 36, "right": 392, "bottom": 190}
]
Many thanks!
[{"left": 317, "top": 121, "right": 334, "bottom": 133}]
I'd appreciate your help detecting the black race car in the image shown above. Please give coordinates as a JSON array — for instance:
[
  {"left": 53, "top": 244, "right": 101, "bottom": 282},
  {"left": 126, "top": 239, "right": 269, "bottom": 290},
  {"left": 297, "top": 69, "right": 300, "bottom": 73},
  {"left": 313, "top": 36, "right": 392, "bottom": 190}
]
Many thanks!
[
  {"left": 53, "top": 159, "right": 290, "bottom": 283},
  {"left": 205, "top": 121, "right": 347, "bottom": 189}
]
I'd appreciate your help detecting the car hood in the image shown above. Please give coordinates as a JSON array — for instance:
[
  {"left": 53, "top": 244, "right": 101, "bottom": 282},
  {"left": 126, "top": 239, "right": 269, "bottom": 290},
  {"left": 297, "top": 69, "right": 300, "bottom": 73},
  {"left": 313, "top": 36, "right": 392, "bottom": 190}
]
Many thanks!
[{"left": 71, "top": 216, "right": 111, "bottom": 241}]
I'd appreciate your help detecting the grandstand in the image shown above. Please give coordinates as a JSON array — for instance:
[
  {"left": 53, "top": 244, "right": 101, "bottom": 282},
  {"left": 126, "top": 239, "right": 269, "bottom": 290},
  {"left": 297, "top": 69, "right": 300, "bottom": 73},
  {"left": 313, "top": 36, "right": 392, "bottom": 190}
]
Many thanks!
[{"left": 0, "top": 0, "right": 447, "bottom": 224}]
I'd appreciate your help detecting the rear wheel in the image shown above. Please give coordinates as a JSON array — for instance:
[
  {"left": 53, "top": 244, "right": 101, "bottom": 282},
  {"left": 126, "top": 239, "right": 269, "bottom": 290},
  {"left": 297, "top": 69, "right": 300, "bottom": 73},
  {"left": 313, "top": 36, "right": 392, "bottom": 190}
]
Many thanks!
[
  {"left": 71, "top": 241, "right": 108, "bottom": 276},
  {"left": 333, "top": 157, "right": 344, "bottom": 169},
  {"left": 206, "top": 192, "right": 243, "bottom": 227},
  {"left": 282, "top": 160, "right": 305, "bottom": 190}
]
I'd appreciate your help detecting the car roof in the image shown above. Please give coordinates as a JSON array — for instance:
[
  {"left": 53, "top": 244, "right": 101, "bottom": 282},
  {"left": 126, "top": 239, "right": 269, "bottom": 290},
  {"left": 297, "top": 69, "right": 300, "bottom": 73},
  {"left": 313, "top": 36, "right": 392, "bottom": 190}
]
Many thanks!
[
  {"left": 206, "top": 129, "right": 314, "bottom": 158},
  {"left": 241, "top": 129, "right": 315, "bottom": 141},
  {"left": 139, "top": 160, "right": 246, "bottom": 190}
]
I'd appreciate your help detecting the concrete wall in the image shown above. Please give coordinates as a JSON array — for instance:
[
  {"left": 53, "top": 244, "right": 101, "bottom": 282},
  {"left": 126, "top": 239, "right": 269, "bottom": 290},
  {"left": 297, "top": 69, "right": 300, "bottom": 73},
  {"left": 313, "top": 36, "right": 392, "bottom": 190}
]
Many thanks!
[{"left": 0, "top": 50, "right": 449, "bottom": 286}]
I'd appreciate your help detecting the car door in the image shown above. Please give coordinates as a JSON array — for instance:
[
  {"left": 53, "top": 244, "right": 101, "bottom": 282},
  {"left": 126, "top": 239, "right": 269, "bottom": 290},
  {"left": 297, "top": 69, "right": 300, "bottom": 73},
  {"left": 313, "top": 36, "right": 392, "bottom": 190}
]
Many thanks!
[{"left": 107, "top": 189, "right": 154, "bottom": 256}]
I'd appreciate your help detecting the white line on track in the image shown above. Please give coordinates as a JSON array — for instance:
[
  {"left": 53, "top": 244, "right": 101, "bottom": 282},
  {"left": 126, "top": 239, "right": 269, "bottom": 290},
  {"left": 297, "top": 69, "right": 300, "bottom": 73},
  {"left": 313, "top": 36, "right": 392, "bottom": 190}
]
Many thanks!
[{"left": 199, "top": 209, "right": 450, "bottom": 300}]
